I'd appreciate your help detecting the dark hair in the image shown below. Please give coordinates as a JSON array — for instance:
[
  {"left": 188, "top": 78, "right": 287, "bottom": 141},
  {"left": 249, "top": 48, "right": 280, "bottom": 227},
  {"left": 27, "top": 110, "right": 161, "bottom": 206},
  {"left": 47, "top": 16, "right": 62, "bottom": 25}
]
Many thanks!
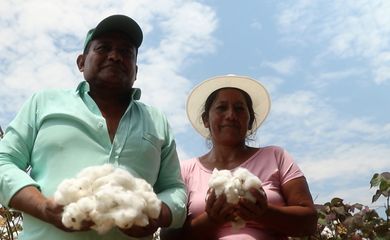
[{"left": 201, "top": 87, "right": 256, "bottom": 131}]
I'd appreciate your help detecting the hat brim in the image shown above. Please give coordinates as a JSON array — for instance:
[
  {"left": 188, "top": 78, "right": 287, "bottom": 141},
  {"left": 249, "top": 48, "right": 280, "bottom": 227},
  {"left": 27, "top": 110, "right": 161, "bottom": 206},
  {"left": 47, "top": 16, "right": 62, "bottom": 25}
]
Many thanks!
[{"left": 186, "top": 75, "right": 271, "bottom": 138}]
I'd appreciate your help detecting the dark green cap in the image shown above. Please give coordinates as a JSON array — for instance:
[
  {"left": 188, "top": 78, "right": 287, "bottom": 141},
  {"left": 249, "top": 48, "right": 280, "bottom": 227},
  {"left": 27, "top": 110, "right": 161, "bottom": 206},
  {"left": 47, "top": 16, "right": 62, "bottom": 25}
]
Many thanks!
[{"left": 83, "top": 14, "right": 143, "bottom": 51}]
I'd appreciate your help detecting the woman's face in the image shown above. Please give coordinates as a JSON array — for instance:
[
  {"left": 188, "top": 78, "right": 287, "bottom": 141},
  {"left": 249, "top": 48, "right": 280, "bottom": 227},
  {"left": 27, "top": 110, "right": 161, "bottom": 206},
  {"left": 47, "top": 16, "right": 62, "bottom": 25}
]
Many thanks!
[{"left": 203, "top": 88, "right": 251, "bottom": 145}]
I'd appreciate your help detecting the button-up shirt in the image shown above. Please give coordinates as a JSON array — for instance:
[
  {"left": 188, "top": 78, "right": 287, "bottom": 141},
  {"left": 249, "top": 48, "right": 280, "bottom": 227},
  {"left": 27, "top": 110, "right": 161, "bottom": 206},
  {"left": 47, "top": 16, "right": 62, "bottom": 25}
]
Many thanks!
[{"left": 0, "top": 81, "right": 187, "bottom": 240}]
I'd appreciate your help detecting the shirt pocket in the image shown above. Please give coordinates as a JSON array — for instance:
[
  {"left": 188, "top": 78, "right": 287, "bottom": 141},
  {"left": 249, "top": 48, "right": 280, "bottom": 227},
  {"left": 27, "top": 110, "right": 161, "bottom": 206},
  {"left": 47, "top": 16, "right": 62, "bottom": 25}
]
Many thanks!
[{"left": 142, "top": 132, "right": 161, "bottom": 150}]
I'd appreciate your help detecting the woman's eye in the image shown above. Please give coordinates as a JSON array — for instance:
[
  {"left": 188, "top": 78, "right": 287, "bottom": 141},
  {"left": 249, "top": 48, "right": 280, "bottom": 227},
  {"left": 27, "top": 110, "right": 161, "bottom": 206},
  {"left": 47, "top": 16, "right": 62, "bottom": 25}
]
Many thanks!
[{"left": 216, "top": 105, "right": 226, "bottom": 110}]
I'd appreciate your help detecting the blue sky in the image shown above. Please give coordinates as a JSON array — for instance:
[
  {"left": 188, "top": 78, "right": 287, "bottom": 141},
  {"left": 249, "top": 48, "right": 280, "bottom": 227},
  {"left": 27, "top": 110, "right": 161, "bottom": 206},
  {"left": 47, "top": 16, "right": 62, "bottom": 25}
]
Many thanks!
[{"left": 1, "top": 0, "right": 389, "bottom": 215}]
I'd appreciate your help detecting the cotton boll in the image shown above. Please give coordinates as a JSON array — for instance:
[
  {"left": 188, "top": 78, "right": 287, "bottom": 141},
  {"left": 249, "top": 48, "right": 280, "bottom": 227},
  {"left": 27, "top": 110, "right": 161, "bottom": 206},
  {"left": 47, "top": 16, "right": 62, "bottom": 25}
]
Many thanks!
[
  {"left": 233, "top": 168, "right": 262, "bottom": 202},
  {"left": 78, "top": 164, "right": 114, "bottom": 182},
  {"left": 90, "top": 210, "right": 115, "bottom": 234},
  {"left": 209, "top": 169, "right": 232, "bottom": 196},
  {"left": 112, "top": 191, "right": 145, "bottom": 224},
  {"left": 133, "top": 213, "right": 150, "bottom": 227},
  {"left": 223, "top": 181, "right": 240, "bottom": 204},
  {"left": 134, "top": 178, "right": 154, "bottom": 192},
  {"left": 93, "top": 187, "right": 120, "bottom": 212},
  {"left": 139, "top": 191, "right": 161, "bottom": 219},
  {"left": 62, "top": 202, "right": 88, "bottom": 229},
  {"left": 76, "top": 196, "right": 96, "bottom": 214},
  {"left": 112, "top": 168, "right": 138, "bottom": 189},
  {"left": 113, "top": 208, "right": 139, "bottom": 229},
  {"left": 55, "top": 164, "right": 162, "bottom": 234},
  {"left": 242, "top": 176, "right": 262, "bottom": 191},
  {"left": 208, "top": 167, "right": 263, "bottom": 229},
  {"left": 54, "top": 178, "right": 91, "bottom": 205}
]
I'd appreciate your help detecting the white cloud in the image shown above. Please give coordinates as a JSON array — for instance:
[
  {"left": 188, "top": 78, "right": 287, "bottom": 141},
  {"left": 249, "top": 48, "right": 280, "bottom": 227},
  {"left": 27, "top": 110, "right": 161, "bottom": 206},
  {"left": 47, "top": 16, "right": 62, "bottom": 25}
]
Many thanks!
[
  {"left": 250, "top": 20, "right": 262, "bottom": 31},
  {"left": 300, "top": 143, "right": 390, "bottom": 183},
  {"left": 263, "top": 57, "right": 297, "bottom": 75},
  {"left": 277, "top": 0, "right": 390, "bottom": 84},
  {"left": 309, "top": 68, "right": 365, "bottom": 88},
  {"left": 0, "top": 0, "right": 217, "bottom": 133}
]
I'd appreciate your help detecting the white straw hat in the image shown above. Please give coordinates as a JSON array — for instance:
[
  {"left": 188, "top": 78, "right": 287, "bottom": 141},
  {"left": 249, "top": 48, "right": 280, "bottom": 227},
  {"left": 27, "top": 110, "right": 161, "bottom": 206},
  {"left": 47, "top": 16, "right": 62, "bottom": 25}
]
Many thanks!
[{"left": 186, "top": 74, "right": 271, "bottom": 138}]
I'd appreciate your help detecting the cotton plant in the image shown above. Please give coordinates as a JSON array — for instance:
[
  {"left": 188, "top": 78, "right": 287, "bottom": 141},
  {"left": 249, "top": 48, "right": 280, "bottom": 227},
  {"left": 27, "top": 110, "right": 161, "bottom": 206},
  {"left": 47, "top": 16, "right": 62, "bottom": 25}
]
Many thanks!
[
  {"left": 208, "top": 167, "right": 262, "bottom": 229},
  {"left": 54, "top": 164, "right": 161, "bottom": 234}
]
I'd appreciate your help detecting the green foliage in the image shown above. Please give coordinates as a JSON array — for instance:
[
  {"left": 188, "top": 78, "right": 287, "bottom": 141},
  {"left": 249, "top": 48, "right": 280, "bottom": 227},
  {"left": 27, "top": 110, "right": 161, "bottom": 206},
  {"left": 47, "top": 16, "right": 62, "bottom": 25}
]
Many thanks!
[
  {"left": 0, "top": 126, "right": 23, "bottom": 239},
  {"left": 0, "top": 206, "right": 23, "bottom": 240},
  {"left": 291, "top": 172, "right": 390, "bottom": 240},
  {"left": 370, "top": 172, "right": 390, "bottom": 204}
]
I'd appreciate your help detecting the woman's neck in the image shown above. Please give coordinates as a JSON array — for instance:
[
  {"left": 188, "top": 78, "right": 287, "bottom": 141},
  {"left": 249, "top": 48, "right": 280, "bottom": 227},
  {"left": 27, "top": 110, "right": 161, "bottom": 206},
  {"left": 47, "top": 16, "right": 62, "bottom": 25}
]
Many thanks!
[{"left": 200, "top": 145, "right": 259, "bottom": 170}]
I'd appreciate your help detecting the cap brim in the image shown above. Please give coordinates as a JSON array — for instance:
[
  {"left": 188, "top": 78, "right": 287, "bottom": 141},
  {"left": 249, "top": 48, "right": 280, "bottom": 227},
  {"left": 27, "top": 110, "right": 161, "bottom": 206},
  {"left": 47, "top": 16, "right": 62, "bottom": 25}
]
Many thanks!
[
  {"left": 186, "top": 75, "right": 271, "bottom": 138},
  {"left": 91, "top": 15, "right": 143, "bottom": 48}
]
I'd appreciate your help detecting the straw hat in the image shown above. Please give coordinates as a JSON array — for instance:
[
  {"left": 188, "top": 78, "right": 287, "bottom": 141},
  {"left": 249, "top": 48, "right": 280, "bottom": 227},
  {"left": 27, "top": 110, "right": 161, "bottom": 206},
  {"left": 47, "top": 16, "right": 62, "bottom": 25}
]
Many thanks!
[{"left": 186, "top": 74, "right": 271, "bottom": 138}]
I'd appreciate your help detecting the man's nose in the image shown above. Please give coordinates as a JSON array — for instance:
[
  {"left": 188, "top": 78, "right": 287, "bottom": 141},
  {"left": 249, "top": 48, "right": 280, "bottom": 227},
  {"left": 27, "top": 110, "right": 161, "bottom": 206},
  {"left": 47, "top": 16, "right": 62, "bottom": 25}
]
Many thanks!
[{"left": 107, "top": 49, "right": 123, "bottom": 61}]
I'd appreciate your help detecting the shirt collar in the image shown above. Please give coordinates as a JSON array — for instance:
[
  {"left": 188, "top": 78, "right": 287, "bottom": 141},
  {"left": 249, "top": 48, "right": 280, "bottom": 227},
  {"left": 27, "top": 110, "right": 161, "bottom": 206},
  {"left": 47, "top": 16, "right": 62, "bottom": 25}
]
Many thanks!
[{"left": 75, "top": 81, "right": 141, "bottom": 100}]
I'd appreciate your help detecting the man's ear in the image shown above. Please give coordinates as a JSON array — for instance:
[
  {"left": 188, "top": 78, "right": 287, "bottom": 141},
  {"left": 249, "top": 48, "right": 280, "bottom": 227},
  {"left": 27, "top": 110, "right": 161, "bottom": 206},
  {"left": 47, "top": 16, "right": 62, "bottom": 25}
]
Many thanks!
[
  {"left": 134, "top": 65, "right": 138, "bottom": 82},
  {"left": 76, "top": 54, "right": 85, "bottom": 72}
]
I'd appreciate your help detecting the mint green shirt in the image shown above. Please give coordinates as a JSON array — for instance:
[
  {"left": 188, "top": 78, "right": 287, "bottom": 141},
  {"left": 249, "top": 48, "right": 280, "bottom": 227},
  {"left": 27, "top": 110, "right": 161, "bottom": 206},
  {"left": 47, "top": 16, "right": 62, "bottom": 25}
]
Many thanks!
[{"left": 0, "top": 81, "right": 187, "bottom": 240}]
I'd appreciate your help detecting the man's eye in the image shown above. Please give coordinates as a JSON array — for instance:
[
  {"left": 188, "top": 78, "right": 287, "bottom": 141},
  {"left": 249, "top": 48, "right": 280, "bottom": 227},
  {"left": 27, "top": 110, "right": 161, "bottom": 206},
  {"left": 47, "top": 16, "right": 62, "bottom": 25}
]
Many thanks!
[
  {"left": 120, "top": 49, "right": 135, "bottom": 57},
  {"left": 95, "top": 45, "right": 110, "bottom": 52}
]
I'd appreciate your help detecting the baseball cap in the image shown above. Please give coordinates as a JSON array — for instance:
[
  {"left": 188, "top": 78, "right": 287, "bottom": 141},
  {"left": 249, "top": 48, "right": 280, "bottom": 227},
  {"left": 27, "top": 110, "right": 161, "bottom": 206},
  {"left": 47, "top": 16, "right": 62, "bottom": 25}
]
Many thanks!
[{"left": 83, "top": 14, "right": 143, "bottom": 52}]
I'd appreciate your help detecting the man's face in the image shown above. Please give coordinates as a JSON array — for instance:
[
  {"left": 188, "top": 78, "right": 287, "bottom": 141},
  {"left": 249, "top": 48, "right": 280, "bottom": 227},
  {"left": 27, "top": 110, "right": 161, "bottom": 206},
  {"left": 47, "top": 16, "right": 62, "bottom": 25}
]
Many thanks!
[{"left": 77, "top": 32, "right": 138, "bottom": 94}]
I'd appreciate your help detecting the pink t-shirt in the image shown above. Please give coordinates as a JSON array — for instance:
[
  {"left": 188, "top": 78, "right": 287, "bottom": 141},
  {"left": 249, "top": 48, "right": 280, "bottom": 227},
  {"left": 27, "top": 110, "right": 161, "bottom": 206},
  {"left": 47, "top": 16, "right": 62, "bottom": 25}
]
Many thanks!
[{"left": 180, "top": 146, "right": 304, "bottom": 240}]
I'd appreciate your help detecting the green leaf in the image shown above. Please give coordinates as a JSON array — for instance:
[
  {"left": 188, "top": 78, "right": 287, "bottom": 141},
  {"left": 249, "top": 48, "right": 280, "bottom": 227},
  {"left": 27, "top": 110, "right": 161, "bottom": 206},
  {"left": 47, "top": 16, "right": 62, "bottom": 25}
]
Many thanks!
[
  {"left": 372, "top": 189, "right": 382, "bottom": 203},
  {"left": 370, "top": 173, "right": 380, "bottom": 188},
  {"left": 379, "top": 180, "right": 390, "bottom": 193},
  {"left": 380, "top": 172, "right": 390, "bottom": 180},
  {"left": 331, "top": 197, "right": 344, "bottom": 206}
]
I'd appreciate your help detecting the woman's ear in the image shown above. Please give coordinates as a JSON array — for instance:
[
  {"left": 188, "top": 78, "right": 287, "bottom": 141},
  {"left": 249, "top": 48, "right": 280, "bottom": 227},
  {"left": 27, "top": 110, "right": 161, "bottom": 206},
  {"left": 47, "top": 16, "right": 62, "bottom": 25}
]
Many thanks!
[
  {"left": 202, "top": 114, "right": 210, "bottom": 128},
  {"left": 76, "top": 54, "right": 85, "bottom": 72}
]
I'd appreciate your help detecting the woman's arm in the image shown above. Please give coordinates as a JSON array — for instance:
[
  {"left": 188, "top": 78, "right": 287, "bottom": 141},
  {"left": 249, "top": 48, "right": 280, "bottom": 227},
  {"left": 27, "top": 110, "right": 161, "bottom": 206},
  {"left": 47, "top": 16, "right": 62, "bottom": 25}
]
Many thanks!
[{"left": 237, "top": 177, "right": 318, "bottom": 236}]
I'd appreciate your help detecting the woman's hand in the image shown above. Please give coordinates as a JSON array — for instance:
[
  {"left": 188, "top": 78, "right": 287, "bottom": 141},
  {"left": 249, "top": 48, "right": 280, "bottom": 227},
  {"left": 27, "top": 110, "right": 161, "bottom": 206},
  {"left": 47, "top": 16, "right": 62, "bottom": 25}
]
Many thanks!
[
  {"left": 234, "top": 187, "right": 268, "bottom": 222},
  {"left": 205, "top": 189, "right": 236, "bottom": 225}
]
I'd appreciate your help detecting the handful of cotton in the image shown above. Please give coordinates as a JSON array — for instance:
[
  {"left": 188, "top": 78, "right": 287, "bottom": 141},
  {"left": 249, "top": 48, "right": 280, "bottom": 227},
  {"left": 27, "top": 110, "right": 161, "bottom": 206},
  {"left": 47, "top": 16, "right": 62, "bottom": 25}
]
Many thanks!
[
  {"left": 208, "top": 167, "right": 262, "bottom": 229},
  {"left": 54, "top": 164, "right": 161, "bottom": 234}
]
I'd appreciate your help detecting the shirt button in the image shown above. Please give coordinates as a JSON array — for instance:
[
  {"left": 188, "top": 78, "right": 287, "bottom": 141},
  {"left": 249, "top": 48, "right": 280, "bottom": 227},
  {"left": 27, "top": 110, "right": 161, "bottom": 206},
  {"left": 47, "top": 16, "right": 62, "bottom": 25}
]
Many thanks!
[{"left": 97, "top": 122, "right": 104, "bottom": 128}]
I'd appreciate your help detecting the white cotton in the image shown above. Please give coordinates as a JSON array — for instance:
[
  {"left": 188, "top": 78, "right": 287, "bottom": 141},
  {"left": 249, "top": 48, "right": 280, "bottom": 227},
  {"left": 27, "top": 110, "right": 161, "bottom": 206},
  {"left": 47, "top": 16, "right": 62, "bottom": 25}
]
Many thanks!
[
  {"left": 208, "top": 167, "right": 263, "bottom": 229},
  {"left": 62, "top": 202, "right": 89, "bottom": 229},
  {"left": 53, "top": 164, "right": 162, "bottom": 234},
  {"left": 208, "top": 169, "right": 233, "bottom": 196},
  {"left": 54, "top": 177, "right": 92, "bottom": 206}
]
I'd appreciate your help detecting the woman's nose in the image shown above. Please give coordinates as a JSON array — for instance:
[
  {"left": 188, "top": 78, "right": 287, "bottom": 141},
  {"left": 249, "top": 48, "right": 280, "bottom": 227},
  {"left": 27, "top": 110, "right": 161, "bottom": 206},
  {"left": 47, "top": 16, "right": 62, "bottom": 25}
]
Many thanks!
[{"left": 225, "top": 108, "right": 237, "bottom": 119}]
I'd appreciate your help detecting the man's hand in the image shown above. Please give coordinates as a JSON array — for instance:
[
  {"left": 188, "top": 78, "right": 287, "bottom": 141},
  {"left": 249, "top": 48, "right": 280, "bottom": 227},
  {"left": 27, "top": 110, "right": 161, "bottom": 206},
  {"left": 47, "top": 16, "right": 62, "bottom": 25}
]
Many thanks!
[{"left": 120, "top": 202, "right": 172, "bottom": 237}]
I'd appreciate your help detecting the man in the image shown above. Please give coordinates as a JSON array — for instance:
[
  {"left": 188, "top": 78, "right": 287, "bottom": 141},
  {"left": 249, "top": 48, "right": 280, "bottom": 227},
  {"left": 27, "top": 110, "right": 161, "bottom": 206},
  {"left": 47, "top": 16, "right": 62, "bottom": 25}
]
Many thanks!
[{"left": 0, "top": 14, "right": 186, "bottom": 240}]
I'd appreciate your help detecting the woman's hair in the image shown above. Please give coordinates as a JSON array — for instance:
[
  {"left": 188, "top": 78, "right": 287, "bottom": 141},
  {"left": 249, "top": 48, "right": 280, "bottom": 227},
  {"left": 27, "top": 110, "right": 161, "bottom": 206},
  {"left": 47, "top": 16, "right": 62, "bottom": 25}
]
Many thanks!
[{"left": 201, "top": 87, "right": 257, "bottom": 133}]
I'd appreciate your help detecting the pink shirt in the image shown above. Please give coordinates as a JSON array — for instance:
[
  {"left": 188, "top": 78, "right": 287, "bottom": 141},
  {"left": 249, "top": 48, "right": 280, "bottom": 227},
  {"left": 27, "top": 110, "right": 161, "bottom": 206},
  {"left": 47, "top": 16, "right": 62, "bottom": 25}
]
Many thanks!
[{"left": 180, "top": 146, "right": 304, "bottom": 240}]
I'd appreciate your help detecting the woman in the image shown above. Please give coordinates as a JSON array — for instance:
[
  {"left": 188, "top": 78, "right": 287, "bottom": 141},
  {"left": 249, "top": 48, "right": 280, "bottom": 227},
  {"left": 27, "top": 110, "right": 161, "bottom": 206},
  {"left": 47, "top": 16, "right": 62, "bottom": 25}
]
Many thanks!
[{"left": 162, "top": 75, "right": 317, "bottom": 239}]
